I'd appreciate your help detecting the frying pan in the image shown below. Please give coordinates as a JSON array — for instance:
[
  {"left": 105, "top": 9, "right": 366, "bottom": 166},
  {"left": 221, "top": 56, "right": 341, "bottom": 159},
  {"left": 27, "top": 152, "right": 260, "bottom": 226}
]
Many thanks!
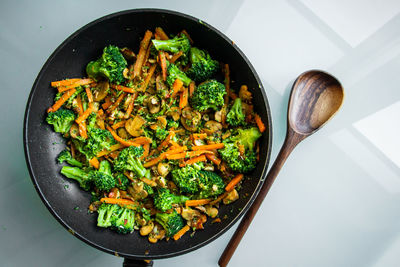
[{"left": 23, "top": 9, "right": 272, "bottom": 266}]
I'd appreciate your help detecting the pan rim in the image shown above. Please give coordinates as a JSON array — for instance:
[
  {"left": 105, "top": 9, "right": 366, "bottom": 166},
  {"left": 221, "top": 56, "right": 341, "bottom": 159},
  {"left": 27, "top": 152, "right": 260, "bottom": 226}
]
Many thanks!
[{"left": 23, "top": 8, "right": 273, "bottom": 260}]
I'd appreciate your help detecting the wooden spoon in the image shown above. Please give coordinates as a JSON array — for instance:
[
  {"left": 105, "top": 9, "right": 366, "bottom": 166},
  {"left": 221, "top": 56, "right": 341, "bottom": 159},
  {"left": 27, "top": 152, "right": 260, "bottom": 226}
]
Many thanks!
[{"left": 219, "top": 70, "right": 344, "bottom": 266}]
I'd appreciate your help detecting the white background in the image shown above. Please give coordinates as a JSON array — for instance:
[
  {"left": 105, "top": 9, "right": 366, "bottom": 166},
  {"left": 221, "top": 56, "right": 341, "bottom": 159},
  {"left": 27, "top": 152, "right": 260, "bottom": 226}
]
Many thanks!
[{"left": 1, "top": 0, "right": 400, "bottom": 266}]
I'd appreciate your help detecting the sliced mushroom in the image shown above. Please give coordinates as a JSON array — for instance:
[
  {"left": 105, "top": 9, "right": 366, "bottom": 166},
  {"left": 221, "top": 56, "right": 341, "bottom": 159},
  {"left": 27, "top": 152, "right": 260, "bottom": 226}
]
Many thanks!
[
  {"left": 93, "top": 81, "right": 109, "bottom": 102},
  {"left": 157, "top": 162, "right": 170, "bottom": 177},
  {"left": 140, "top": 221, "right": 154, "bottom": 236},
  {"left": 239, "top": 85, "right": 252, "bottom": 103},
  {"left": 156, "top": 75, "right": 168, "bottom": 95},
  {"left": 203, "top": 120, "right": 222, "bottom": 135},
  {"left": 166, "top": 106, "right": 181, "bottom": 121},
  {"left": 205, "top": 205, "right": 218, "bottom": 218},
  {"left": 148, "top": 224, "right": 166, "bottom": 243},
  {"left": 127, "top": 181, "right": 148, "bottom": 200},
  {"left": 214, "top": 110, "right": 223, "bottom": 122},
  {"left": 223, "top": 189, "right": 239, "bottom": 204},
  {"left": 69, "top": 123, "right": 79, "bottom": 139},
  {"left": 117, "top": 128, "right": 129, "bottom": 140},
  {"left": 120, "top": 47, "right": 136, "bottom": 61},
  {"left": 181, "top": 107, "right": 201, "bottom": 132},
  {"left": 123, "top": 68, "right": 129, "bottom": 79},
  {"left": 125, "top": 115, "right": 146, "bottom": 136},
  {"left": 147, "top": 96, "right": 161, "bottom": 114},
  {"left": 181, "top": 207, "right": 201, "bottom": 221}
]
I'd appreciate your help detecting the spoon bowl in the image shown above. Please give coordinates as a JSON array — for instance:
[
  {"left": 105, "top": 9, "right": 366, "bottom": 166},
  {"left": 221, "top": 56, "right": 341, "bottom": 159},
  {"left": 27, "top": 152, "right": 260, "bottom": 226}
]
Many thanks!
[
  {"left": 219, "top": 70, "right": 344, "bottom": 267},
  {"left": 289, "top": 70, "right": 344, "bottom": 135}
]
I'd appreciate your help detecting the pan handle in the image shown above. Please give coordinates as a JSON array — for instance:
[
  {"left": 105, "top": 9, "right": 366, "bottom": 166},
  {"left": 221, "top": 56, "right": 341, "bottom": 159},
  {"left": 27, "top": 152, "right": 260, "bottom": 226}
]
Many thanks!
[{"left": 123, "top": 258, "right": 153, "bottom": 267}]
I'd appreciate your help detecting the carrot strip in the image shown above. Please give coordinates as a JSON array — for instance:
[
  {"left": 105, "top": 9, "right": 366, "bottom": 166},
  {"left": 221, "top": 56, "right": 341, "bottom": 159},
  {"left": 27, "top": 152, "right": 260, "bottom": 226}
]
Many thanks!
[
  {"left": 132, "top": 30, "right": 153, "bottom": 78},
  {"left": 185, "top": 199, "right": 211, "bottom": 207},
  {"left": 170, "top": 51, "right": 183, "bottom": 64},
  {"left": 163, "top": 146, "right": 187, "bottom": 156},
  {"left": 111, "top": 84, "right": 136, "bottom": 94},
  {"left": 179, "top": 87, "right": 188, "bottom": 109},
  {"left": 101, "top": 96, "right": 113, "bottom": 110},
  {"left": 75, "top": 103, "right": 94, "bottom": 124},
  {"left": 205, "top": 154, "right": 221, "bottom": 166},
  {"left": 189, "top": 81, "right": 195, "bottom": 97},
  {"left": 89, "top": 157, "right": 100, "bottom": 169},
  {"left": 47, "top": 88, "right": 76, "bottom": 113},
  {"left": 254, "top": 114, "right": 266, "bottom": 133},
  {"left": 173, "top": 225, "right": 190, "bottom": 241},
  {"left": 78, "top": 121, "right": 87, "bottom": 139},
  {"left": 225, "top": 174, "right": 244, "bottom": 192},
  {"left": 143, "top": 42, "right": 152, "bottom": 66},
  {"left": 140, "top": 143, "right": 150, "bottom": 160},
  {"left": 85, "top": 87, "right": 94, "bottom": 103},
  {"left": 100, "top": 197, "right": 136, "bottom": 206},
  {"left": 186, "top": 150, "right": 214, "bottom": 157},
  {"left": 157, "top": 131, "right": 175, "bottom": 151},
  {"left": 131, "top": 136, "right": 152, "bottom": 145},
  {"left": 183, "top": 155, "right": 206, "bottom": 165},
  {"left": 191, "top": 143, "right": 224, "bottom": 151},
  {"left": 171, "top": 79, "right": 183, "bottom": 98},
  {"left": 58, "top": 86, "right": 75, "bottom": 93},
  {"left": 166, "top": 152, "right": 186, "bottom": 160},
  {"left": 159, "top": 51, "right": 167, "bottom": 81},
  {"left": 51, "top": 78, "right": 81, "bottom": 87},
  {"left": 209, "top": 192, "right": 229, "bottom": 205},
  {"left": 143, "top": 154, "right": 166, "bottom": 168},
  {"left": 124, "top": 92, "right": 138, "bottom": 119},
  {"left": 76, "top": 95, "right": 84, "bottom": 115},
  {"left": 112, "top": 120, "right": 126, "bottom": 129},
  {"left": 181, "top": 29, "right": 193, "bottom": 44},
  {"left": 57, "top": 78, "right": 93, "bottom": 91},
  {"left": 155, "top": 27, "right": 169, "bottom": 40},
  {"left": 192, "top": 133, "right": 207, "bottom": 140},
  {"left": 97, "top": 143, "right": 124, "bottom": 157},
  {"left": 107, "top": 92, "right": 127, "bottom": 113},
  {"left": 141, "top": 177, "right": 157, "bottom": 187},
  {"left": 106, "top": 125, "right": 140, "bottom": 147},
  {"left": 139, "top": 64, "right": 157, "bottom": 91}
]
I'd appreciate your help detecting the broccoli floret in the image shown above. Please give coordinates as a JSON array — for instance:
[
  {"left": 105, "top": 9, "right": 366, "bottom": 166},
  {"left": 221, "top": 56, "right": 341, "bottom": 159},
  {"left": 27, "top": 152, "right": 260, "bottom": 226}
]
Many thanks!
[
  {"left": 219, "top": 127, "right": 261, "bottom": 173},
  {"left": 60, "top": 166, "right": 94, "bottom": 191},
  {"left": 97, "top": 204, "right": 135, "bottom": 234},
  {"left": 111, "top": 206, "right": 135, "bottom": 234},
  {"left": 153, "top": 188, "right": 189, "bottom": 212},
  {"left": 197, "top": 170, "right": 225, "bottom": 198},
  {"left": 57, "top": 149, "right": 83, "bottom": 167},
  {"left": 92, "top": 161, "right": 115, "bottom": 191},
  {"left": 46, "top": 109, "right": 75, "bottom": 134},
  {"left": 155, "top": 210, "right": 185, "bottom": 237},
  {"left": 155, "top": 128, "right": 169, "bottom": 141},
  {"left": 113, "top": 146, "right": 150, "bottom": 179},
  {"left": 167, "top": 119, "right": 179, "bottom": 129},
  {"left": 114, "top": 173, "right": 130, "bottom": 190},
  {"left": 226, "top": 98, "right": 245, "bottom": 126},
  {"left": 134, "top": 94, "right": 147, "bottom": 105},
  {"left": 81, "top": 127, "right": 116, "bottom": 159},
  {"left": 152, "top": 34, "right": 190, "bottom": 64},
  {"left": 143, "top": 183, "right": 154, "bottom": 196},
  {"left": 186, "top": 47, "right": 219, "bottom": 82},
  {"left": 190, "top": 80, "right": 226, "bottom": 112},
  {"left": 166, "top": 62, "right": 191, "bottom": 87},
  {"left": 86, "top": 45, "right": 127, "bottom": 84},
  {"left": 86, "top": 112, "right": 97, "bottom": 130},
  {"left": 171, "top": 165, "right": 201, "bottom": 194}
]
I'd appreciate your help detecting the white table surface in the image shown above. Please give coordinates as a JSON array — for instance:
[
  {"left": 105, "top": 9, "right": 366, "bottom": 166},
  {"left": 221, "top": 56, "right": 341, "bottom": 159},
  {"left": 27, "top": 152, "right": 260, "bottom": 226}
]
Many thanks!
[{"left": 2, "top": 0, "right": 400, "bottom": 266}]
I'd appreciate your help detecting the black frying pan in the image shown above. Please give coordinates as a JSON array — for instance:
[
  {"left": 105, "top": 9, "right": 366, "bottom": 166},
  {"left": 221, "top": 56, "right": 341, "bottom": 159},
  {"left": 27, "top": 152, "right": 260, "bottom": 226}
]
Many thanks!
[{"left": 23, "top": 9, "right": 272, "bottom": 266}]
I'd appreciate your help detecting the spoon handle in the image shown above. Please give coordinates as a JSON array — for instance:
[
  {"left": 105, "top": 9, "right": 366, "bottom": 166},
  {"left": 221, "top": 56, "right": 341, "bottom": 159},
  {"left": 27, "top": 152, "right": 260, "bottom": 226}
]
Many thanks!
[{"left": 218, "top": 130, "right": 303, "bottom": 267}]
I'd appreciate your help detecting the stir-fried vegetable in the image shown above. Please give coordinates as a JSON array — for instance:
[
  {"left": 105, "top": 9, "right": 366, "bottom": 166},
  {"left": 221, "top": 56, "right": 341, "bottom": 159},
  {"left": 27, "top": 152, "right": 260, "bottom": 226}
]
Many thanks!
[{"left": 46, "top": 27, "right": 265, "bottom": 243}]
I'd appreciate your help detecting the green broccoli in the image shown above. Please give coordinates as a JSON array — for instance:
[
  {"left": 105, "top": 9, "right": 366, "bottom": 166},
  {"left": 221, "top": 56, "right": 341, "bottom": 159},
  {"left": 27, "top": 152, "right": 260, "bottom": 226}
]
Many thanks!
[
  {"left": 171, "top": 164, "right": 202, "bottom": 194},
  {"left": 86, "top": 45, "right": 127, "bottom": 84},
  {"left": 60, "top": 166, "right": 94, "bottom": 191},
  {"left": 219, "top": 127, "right": 261, "bottom": 173},
  {"left": 46, "top": 109, "right": 75, "bottom": 134},
  {"left": 97, "top": 204, "right": 135, "bottom": 234},
  {"left": 143, "top": 183, "right": 154, "bottom": 196},
  {"left": 226, "top": 98, "right": 245, "bottom": 126},
  {"left": 153, "top": 188, "right": 189, "bottom": 212},
  {"left": 92, "top": 160, "right": 115, "bottom": 191},
  {"left": 186, "top": 47, "right": 219, "bottom": 82},
  {"left": 155, "top": 210, "right": 185, "bottom": 237},
  {"left": 57, "top": 149, "right": 83, "bottom": 167},
  {"left": 113, "top": 146, "right": 150, "bottom": 179},
  {"left": 114, "top": 173, "right": 130, "bottom": 190},
  {"left": 155, "top": 128, "right": 169, "bottom": 141},
  {"left": 197, "top": 170, "right": 225, "bottom": 198},
  {"left": 190, "top": 80, "right": 226, "bottom": 112},
  {"left": 166, "top": 62, "right": 192, "bottom": 87},
  {"left": 152, "top": 34, "right": 190, "bottom": 64},
  {"left": 73, "top": 127, "right": 116, "bottom": 160}
]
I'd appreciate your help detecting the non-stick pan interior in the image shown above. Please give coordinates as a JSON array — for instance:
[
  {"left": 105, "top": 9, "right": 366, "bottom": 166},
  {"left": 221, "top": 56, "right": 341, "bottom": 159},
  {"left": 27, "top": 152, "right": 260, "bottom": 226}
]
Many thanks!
[{"left": 24, "top": 9, "right": 272, "bottom": 259}]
